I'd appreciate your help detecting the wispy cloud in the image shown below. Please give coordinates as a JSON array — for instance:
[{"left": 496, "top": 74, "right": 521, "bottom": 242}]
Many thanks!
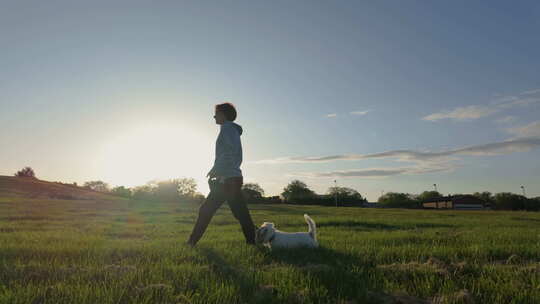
[
  {"left": 495, "top": 116, "right": 517, "bottom": 124},
  {"left": 521, "top": 88, "right": 540, "bottom": 95},
  {"left": 498, "top": 97, "right": 540, "bottom": 108},
  {"left": 254, "top": 136, "right": 540, "bottom": 165},
  {"left": 423, "top": 89, "right": 540, "bottom": 122},
  {"left": 423, "top": 105, "right": 499, "bottom": 121},
  {"left": 350, "top": 110, "right": 370, "bottom": 116},
  {"left": 252, "top": 120, "right": 540, "bottom": 179},
  {"left": 293, "top": 167, "right": 409, "bottom": 178},
  {"left": 325, "top": 113, "right": 337, "bottom": 118},
  {"left": 507, "top": 121, "right": 540, "bottom": 138},
  {"left": 292, "top": 163, "right": 455, "bottom": 179}
]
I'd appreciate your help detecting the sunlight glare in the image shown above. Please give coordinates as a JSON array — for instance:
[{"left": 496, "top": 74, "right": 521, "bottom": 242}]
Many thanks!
[{"left": 97, "top": 123, "right": 214, "bottom": 190}]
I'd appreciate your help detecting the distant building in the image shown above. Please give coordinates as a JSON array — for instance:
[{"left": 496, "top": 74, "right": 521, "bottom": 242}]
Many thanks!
[
  {"left": 423, "top": 195, "right": 487, "bottom": 210},
  {"left": 362, "top": 202, "right": 380, "bottom": 208}
]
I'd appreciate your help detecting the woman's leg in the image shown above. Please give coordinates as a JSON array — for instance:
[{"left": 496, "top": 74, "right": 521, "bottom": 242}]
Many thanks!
[
  {"left": 225, "top": 177, "right": 256, "bottom": 244},
  {"left": 187, "top": 181, "right": 225, "bottom": 246}
]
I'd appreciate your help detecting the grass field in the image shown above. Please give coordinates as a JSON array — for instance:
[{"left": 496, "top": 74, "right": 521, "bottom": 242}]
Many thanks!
[{"left": 1, "top": 191, "right": 540, "bottom": 303}]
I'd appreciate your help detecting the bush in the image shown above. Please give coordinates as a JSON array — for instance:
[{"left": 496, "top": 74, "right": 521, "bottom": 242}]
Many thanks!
[
  {"left": 378, "top": 192, "right": 420, "bottom": 209},
  {"left": 493, "top": 192, "right": 537, "bottom": 211},
  {"left": 14, "top": 167, "right": 36, "bottom": 179},
  {"left": 327, "top": 186, "right": 367, "bottom": 206},
  {"left": 242, "top": 183, "right": 265, "bottom": 203},
  {"left": 111, "top": 186, "right": 132, "bottom": 198},
  {"left": 131, "top": 178, "right": 200, "bottom": 202},
  {"left": 473, "top": 191, "right": 494, "bottom": 205},
  {"left": 83, "top": 181, "right": 110, "bottom": 193},
  {"left": 263, "top": 196, "right": 283, "bottom": 204},
  {"left": 281, "top": 180, "right": 317, "bottom": 204},
  {"left": 416, "top": 191, "right": 442, "bottom": 202},
  {"left": 132, "top": 185, "right": 156, "bottom": 201}
]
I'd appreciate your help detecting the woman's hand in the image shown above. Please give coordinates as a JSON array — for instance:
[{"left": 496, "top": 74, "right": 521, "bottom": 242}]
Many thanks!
[{"left": 206, "top": 167, "right": 217, "bottom": 178}]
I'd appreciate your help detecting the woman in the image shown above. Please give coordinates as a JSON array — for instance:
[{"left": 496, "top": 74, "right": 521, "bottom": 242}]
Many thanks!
[{"left": 186, "top": 102, "right": 256, "bottom": 246}]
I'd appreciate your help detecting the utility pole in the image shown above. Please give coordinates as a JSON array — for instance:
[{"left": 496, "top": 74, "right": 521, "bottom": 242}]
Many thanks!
[
  {"left": 521, "top": 185, "right": 526, "bottom": 197},
  {"left": 433, "top": 183, "right": 438, "bottom": 192},
  {"left": 334, "top": 180, "right": 338, "bottom": 207}
]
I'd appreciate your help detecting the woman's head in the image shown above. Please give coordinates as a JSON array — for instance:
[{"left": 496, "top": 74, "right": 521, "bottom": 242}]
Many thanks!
[{"left": 214, "top": 102, "right": 237, "bottom": 124}]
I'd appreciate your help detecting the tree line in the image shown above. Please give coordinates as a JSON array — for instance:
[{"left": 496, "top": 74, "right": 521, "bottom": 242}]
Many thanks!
[
  {"left": 13, "top": 167, "right": 539, "bottom": 210},
  {"left": 377, "top": 191, "right": 540, "bottom": 211}
]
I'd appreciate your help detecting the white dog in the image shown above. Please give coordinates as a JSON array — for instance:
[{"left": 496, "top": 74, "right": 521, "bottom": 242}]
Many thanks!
[{"left": 255, "top": 214, "right": 318, "bottom": 249}]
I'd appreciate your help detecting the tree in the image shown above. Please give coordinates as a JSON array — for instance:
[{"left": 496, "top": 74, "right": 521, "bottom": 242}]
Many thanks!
[
  {"left": 14, "top": 167, "right": 36, "bottom": 179},
  {"left": 327, "top": 186, "right": 367, "bottom": 205},
  {"left": 242, "top": 183, "right": 265, "bottom": 203},
  {"left": 493, "top": 192, "right": 528, "bottom": 210},
  {"left": 176, "top": 178, "right": 198, "bottom": 197},
  {"left": 154, "top": 180, "right": 180, "bottom": 201},
  {"left": 416, "top": 191, "right": 442, "bottom": 202},
  {"left": 243, "top": 183, "right": 265, "bottom": 197},
  {"left": 153, "top": 178, "right": 198, "bottom": 201},
  {"left": 378, "top": 192, "right": 420, "bottom": 208},
  {"left": 132, "top": 185, "right": 156, "bottom": 201},
  {"left": 83, "top": 180, "right": 110, "bottom": 192},
  {"left": 131, "top": 178, "right": 198, "bottom": 202},
  {"left": 281, "top": 180, "right": 316, "bottom": 203},
  {"left": 473, "top": 191, "right": 494, "bottom": 205},
  {"left": 111, "top": 186, "right": 132, "bottom": 198}
]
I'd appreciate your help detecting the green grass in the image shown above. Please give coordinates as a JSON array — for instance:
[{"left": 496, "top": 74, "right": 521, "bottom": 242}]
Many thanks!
[{"left": 1, "top": 196, "right": 539, "bottom": 303}]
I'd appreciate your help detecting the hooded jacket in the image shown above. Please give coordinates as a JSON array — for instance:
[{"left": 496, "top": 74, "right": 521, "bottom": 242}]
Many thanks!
[{"left": 210, "top": 121, "right": 243, "bottom": 178}]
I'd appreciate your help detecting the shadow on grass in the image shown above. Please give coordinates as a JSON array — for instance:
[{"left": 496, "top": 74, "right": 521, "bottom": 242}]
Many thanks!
[
  {"left": 511, "top": 217, "right": 540, "bottom": 223},
  {"left": 261, "top": 246, "right": 383, "bottom": 303},
  {"left": 249, "top": 204, "right": 327, "bottom": 216},
  {"left": 196, "top": 245, "right": 385, "bottom": 303},
  {"left": 313, "top": 220, "right": 454, "bottom": 231},
  {"left": 196, "top": 246, "right": 265, "bottom": 303}
]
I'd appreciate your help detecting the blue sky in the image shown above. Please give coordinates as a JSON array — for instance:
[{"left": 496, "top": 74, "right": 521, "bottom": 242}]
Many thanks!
[{"left": 1, "top": 1, "right": 539, "bottom": 201}]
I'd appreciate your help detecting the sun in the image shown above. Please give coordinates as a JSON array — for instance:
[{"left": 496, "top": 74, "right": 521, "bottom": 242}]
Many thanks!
[{"left": 97, "top": 123, "right": 214, "bottom": 189}]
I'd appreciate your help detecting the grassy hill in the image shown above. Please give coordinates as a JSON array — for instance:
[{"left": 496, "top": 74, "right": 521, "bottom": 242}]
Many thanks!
[
  {"left": 0, "top": 180, "right": 539, "bottom": 303},
  {"left": 0, "top": 175, "right": 121, "bottom": 201}
]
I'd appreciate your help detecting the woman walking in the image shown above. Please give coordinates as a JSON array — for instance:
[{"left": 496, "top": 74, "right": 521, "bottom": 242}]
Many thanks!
[{"left": 187, "top": 103, "right": 256, "bottom": 246}]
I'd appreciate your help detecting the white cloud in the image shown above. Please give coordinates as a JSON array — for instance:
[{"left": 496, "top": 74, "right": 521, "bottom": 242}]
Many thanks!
[
  {"left": 423, "top": 89, "right": 540, "bottom": 122},
  {"left": 350, "top": 110, "right": 370, "bottom": 116},
  {"left": 521, "top": 88, "right": 540, "bottom": 95},
  {"left": 507, "top": 121, "right": 540, "bottom": 138},
  {"left": 294, "top": 165, "right": 455, "bottom": 179},
  {"left": 498, "top": 97, "right": 540, "bottom": 108},
  {"left": 423, "top": 105, "right": 499, "bottom": 121},
  {"left": 254, "top": 137, "right": 540, "bottom": 165},
  {"left": 294, "top": 167, "right": 410, "bottom": 178},
  {"left": 252, "top": 128, "right": 540, "bottom": 179},
  {"left": 495, "top": 116, "right": 517, "bottom": 124},
  {"left": 326, "top": 113, "right": 337, "bottom": 118}
]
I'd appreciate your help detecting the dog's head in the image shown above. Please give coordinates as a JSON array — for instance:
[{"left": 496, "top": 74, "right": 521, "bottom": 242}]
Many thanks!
[{"left": 255, "top": 222, "right": 275, "bottom": 243}]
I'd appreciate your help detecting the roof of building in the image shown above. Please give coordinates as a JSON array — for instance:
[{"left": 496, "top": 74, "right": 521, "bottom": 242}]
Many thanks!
[{"left": 423, "top": 195, "right": 485, "bottom": 205}]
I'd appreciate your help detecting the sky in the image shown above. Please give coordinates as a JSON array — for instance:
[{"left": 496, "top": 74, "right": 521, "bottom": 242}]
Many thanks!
[{"left": 1, "top": 1, "right": 540, "bottom": 201}]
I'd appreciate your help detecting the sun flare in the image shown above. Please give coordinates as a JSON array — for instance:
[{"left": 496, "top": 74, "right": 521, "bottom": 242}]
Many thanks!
[{"left": 97, "top": 124, "right": 214, "bottom": 189}]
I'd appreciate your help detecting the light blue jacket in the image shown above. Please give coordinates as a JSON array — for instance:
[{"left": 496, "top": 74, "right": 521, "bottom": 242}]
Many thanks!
[{"left": 210, "top": 121, "right": 243, "bottom": 178}]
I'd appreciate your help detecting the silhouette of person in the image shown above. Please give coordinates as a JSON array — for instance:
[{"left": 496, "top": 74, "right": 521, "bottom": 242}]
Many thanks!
[{"left": 187, "top": 103, "right": 256, "bottom": 246}]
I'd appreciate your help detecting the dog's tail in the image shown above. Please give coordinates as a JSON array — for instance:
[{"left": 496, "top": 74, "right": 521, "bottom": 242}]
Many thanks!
[{"left": 304, "top": 214, "right": 317, "bottom": 241}]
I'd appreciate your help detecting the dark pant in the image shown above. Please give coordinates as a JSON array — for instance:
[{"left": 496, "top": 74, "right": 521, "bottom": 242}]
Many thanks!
[{"left": 187, "top": 176, "right": 255, "bottom": 245}]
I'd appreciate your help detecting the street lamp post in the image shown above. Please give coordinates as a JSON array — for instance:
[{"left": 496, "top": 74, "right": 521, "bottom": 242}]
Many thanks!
[
  {"left": 521, "top": 185, "right": 526, "bottom": 197},
  {"left": 433, "top": 183, "right": 438, "bottom": 192},
  {"left": 334, "top": 180, "right": 338, "bottom": 207}
]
